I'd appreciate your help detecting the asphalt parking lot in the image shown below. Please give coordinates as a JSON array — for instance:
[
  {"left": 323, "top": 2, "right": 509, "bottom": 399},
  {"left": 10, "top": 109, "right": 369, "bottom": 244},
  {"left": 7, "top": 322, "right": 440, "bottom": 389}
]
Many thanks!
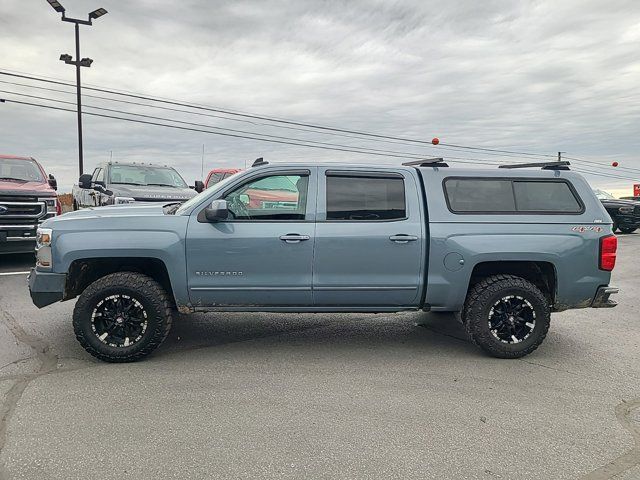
[{"left": 0, "top": 237, "right": 639, "bottom": 480}]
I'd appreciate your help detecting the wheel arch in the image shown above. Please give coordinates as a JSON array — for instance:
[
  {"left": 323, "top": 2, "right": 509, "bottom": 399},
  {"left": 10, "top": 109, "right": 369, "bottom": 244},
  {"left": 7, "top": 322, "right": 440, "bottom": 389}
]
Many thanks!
[
  {"left": 64, "top": 257, "right": 176, "bottom": 306},
  {"left": 468, "top": 260, "right": 557, "bottom": 307}
]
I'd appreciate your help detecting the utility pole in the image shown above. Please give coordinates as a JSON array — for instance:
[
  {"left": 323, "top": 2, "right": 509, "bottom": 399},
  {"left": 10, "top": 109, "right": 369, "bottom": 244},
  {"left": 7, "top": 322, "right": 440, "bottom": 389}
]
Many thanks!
[{"left": 45, "top": 0, "right": 108, "bottom": 177}]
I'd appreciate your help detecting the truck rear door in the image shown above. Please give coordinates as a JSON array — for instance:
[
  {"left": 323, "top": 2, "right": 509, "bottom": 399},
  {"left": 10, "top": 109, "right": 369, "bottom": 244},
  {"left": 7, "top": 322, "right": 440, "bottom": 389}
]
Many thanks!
[{"left": 312, "top": 168, "right": 425, "bottom": 307}]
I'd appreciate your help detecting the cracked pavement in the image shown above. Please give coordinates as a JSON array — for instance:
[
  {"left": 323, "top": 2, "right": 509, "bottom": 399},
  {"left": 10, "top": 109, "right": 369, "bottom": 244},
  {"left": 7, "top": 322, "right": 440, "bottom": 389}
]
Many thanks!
[{"left": 0, "top": 236, "right": 639, "bottom": 480}]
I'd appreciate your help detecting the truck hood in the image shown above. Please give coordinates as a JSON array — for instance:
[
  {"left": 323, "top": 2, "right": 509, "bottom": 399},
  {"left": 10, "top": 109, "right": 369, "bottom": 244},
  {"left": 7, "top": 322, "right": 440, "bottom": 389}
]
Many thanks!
[
  {"left": 0, "top": 179, "right": 55, "bottom": 195},
  {"left": 599, "top": 198, "right": 640, "bottom": 208},
  {"left": 110, "top": 184, "right": 196, "bottom": 201},
  {"left": 45, "top": 203, "right": 168, "bottom": 226}
]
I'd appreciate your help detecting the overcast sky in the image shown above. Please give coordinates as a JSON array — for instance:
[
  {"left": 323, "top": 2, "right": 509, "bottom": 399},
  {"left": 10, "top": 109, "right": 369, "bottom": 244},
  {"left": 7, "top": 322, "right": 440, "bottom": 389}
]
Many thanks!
[{"left": 1, "top": 0, "right": 639, "bottom": 193}]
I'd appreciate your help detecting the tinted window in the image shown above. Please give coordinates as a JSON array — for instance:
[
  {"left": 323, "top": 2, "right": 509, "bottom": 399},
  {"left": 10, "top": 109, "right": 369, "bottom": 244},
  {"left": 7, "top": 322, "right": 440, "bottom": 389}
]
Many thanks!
[
  {"left": 444, "top": 178, "right": 583, "bottom": 214},
  {"left": 326, "top": 175, "right": 406, "bottom": 221},
  {"left": 514, "top": 181, "right": 581, "bottom": 212},
  {"left": 224, "top": 174, "right": 308, "bottom": 220},
  {"left": 444, "top": 179, "right": 515, "bottom": 212}
]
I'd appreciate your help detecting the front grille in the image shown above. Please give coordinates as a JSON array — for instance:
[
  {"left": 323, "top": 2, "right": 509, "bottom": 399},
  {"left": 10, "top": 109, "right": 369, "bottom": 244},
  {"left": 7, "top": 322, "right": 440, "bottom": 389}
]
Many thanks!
[
  {"left": 0, "top": 196, "right": 48, "bottom": 238},
  {"left": 0, "top": 200, "right": 44, "bottom": 219}
]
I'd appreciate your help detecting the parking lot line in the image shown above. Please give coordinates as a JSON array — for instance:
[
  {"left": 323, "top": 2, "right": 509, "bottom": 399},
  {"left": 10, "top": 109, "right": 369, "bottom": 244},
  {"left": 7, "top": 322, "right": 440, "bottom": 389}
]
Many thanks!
[{"left": 0, "top": 271, "right": 30, "bottom": 276}]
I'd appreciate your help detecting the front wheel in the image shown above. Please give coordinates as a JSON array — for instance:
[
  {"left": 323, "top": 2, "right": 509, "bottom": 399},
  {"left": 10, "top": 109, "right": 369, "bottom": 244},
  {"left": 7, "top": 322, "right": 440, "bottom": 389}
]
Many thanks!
[
  {"left": 73, "top": 272, "right": 173, "bottom": 362},
  {"left": 462, "top": 274, "right": 550, "bottom": 359},
  {"left": 619, "top": 227, "right": 636, "bottom": 234}
]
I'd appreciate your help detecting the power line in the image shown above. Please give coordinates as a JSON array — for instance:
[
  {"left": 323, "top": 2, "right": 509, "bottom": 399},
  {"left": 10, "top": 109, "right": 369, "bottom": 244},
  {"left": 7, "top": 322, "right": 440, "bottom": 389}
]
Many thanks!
[
  {"left": 0, "top": 70, "right": 559, "bottom": 159},
  {"left": 4, "top": 93, "right": 638, "bottom": 181}
]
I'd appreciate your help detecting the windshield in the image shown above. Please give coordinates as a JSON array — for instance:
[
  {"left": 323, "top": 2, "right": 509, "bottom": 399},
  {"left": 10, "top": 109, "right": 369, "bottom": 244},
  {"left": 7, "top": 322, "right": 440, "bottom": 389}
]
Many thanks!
[
  {"left": 175, "top": 171, "right": 242, "bottom": 215},
  {"left": 0, "top": 158, "right": 44, "bottom": 183},
  {"left": 109, "top": 164, "right": 187, "bottom": 188},
  {"left": 593, "top": 189, "right": 615, "bottom": 200}
]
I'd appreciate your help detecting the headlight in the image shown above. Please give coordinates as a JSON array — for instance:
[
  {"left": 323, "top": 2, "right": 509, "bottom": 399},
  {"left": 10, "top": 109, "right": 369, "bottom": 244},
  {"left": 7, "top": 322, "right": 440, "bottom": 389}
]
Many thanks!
[
  {"left": 36, "top": 227, "right": 53, "bottom": 268},
  {"left": 38, "top": 197, "right": 58, "bottom": 215},
  {"left": 114, "top": 196, "right": 136, "bottom": 205},
  {"left": 618, "top": 206, "right": 635, "bottom": 214}
]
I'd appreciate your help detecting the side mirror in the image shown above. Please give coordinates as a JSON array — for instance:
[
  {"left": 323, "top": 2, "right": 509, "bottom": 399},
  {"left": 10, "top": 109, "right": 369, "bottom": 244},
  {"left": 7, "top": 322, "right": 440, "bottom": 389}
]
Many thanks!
[
  {"left": 194, "top": 180, "right": 205, "bottom": 193},
  {"left": 204, "top": 199, "right": 228, "bottom": 222},
  {"left": 47, "top": 174, "right": 58, "bottom": 191},
  {"left": 79, "top": 174, "right": 92, "bottom": 189}
]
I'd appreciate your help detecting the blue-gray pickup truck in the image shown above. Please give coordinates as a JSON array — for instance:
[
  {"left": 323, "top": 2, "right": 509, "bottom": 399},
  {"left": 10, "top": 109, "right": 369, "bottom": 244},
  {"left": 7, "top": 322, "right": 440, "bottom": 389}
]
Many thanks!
[{"left": 28, "top": 159, "right": 619, "bottom": 362}]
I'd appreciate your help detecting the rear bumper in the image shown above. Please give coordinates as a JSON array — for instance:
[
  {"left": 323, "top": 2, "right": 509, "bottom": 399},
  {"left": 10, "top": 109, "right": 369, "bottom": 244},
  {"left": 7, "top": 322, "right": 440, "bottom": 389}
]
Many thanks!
[
  {"left": 591, "top": 286, "right": 619, "bottom": 308},
  {"left": 28, "top": 268, "right": 66, "bottom": 308}
]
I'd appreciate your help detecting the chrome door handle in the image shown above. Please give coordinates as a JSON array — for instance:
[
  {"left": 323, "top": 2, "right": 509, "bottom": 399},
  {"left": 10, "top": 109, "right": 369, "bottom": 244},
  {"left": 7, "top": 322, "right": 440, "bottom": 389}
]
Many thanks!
[
  {"left": 389, "top": 234, "right": 418, "bottom": 243},
  {"left": 279, "top": 234, "right": 310, "bottom": 243}
]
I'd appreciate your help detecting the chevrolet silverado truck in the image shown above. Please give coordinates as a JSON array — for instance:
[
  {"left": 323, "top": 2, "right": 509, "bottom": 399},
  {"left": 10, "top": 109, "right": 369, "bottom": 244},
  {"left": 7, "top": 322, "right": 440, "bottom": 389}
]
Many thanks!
[
  {"left": 0, "top": 154, "right": 60, "bottom": 254},
  {"left": 29, "top": 159, "right": 619, "bottom": 362},
  {"left": 72, "top": 161, "right": 203, "bottom": 209},
  {"left": 594, "top": 189, "right": 640, "bottom": 234}
]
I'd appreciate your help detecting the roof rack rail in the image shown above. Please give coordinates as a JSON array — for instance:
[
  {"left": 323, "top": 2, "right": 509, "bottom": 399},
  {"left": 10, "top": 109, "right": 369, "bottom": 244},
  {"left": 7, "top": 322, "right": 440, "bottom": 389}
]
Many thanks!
[
  {"left": 251, "top": 157, "right": 268, "bottom": 167},
  {"left": 498, "top": 161, "right": 571, "bottom": 170},
  {"left": 402, "top": 158, "right": 449, "bottom": 167}
]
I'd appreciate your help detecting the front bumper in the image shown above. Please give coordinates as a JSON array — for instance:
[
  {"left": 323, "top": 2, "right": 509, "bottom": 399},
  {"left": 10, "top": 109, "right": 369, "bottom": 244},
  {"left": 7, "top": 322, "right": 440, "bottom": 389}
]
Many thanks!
[
  {"left": 591, "top": 286, "right": 619, "bottom": 308},
  {"left": 28, "top": 268, "right": 66, "bottom": 308}
]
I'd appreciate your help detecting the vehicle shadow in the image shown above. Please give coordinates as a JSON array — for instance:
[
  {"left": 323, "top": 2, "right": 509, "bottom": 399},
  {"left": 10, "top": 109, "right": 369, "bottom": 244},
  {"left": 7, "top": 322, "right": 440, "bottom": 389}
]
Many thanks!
[
  {"left": 0, "top": 253, "right": 35, "bottom": 273},
  {"left": 157, "top": 310, "right": 476, "bottom": 359}
]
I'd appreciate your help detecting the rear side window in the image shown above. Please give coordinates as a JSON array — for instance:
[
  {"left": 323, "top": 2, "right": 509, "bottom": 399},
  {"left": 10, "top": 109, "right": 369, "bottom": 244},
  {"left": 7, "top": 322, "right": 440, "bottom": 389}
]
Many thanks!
[
  {"left": 513, "top": 181, "right": 582, "bottom": 212},
  {"left": 444, "top": 178, "right": 583, "bottom": 214},
  {"left": 326, "top": 174, "right": 406, "bottom": 221},
  {"left": 444, "top": 179, "right": 515, "bottom": 212}
]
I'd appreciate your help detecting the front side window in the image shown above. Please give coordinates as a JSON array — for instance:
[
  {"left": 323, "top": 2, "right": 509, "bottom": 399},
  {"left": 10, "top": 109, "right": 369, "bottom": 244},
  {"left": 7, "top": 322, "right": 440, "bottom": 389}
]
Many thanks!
[
  {"left": 224, "top": 174, "right": 308, "bottom": 220},
  {"left": 326, "top": 174, "right": 406, "bottom": 221},
  {"left": 206, "top": 173, "right": 224, "bottom": 188},
  {"left": 92, "top": 168, "right": 105, "bottom": 183}
]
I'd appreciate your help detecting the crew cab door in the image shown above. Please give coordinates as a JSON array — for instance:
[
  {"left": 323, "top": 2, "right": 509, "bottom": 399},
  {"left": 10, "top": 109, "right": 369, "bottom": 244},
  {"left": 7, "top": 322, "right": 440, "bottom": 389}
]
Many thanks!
[
  {"left": 313, "top": 168, "right": 425, "bottom": 307},
  {"left": 186, "top": 168, "right": 317, "bottom": 307}
]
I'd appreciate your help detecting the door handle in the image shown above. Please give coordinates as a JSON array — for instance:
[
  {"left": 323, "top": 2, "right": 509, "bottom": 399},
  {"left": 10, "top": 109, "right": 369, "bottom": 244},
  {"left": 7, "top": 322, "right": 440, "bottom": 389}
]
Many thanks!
[
  {"left": 389, "top": 234, "right": 418, "bottom": 243},
  {"left": 279, "top": 234, "right": 310, "bottom": 243}
]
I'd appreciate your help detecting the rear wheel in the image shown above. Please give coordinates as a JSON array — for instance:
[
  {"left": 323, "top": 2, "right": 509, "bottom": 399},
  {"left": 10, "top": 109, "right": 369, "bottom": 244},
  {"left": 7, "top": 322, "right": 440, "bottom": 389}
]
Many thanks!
[
  {"left": 73, "top": 272, "right": 173, "bottom": 362},
  {"left": 619, "top": 227, "right": 636, "bottom": 234},
  {"left": 462, "top": 274, "right": 550, "bottom": 359}
]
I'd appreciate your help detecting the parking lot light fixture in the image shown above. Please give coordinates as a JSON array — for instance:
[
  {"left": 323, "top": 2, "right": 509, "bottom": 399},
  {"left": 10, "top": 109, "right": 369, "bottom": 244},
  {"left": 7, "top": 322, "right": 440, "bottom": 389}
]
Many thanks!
[
  {"left": 89, "top": 8, "right": 108, "bottom": 20},
  {"left": 45, "top": 0, "right": 108, "bottom": 177},
  {"left": 46, "top": 0, "right": 65, "bottom": 14}
]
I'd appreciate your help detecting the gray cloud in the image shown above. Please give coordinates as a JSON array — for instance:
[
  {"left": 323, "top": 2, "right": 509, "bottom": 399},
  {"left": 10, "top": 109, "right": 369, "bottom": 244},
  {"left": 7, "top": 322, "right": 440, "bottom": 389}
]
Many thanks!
[{"left": 0, "top": 0, "right": 639, "bottom": 192}]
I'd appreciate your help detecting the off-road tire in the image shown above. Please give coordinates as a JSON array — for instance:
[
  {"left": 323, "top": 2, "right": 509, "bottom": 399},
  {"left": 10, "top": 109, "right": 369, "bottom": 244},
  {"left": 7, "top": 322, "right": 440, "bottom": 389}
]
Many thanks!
[
  {"left": 462, "top": 274, "right": 550, "bottom": 359},
  {"left": 619, "top": 227, "right": 636, "bottom": 234},
  {"left": 73, "top": 272, "right": 173, "bottom": 362}
]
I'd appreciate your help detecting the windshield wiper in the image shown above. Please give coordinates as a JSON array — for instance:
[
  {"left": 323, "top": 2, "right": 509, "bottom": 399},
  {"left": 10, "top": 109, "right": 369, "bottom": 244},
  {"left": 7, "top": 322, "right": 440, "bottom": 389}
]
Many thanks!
[
  {"left": 0, "top": 177, "right": 28, "bottom": 182},
  {"left": 147, "top": 183, "right": 180, "bottom": 188},
  {"left": 111, "top": 182, "right": 145, "bottom": 186}
]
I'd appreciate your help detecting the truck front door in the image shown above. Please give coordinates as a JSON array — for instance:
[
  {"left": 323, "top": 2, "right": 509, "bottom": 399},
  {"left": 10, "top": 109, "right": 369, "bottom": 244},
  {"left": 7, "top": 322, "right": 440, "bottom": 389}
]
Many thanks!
[
  {"left": 313, "top": 169, "right": 425, "bottom": 307},
  {"left": 186, "top": 168, "right": 317, "bottom": 307}
]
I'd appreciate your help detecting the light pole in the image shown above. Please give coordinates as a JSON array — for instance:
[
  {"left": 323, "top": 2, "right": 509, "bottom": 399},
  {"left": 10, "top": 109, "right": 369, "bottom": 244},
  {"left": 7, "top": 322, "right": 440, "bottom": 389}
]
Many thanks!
[{"left": 46, "top": 0, "right": 107, "bottom": 177}]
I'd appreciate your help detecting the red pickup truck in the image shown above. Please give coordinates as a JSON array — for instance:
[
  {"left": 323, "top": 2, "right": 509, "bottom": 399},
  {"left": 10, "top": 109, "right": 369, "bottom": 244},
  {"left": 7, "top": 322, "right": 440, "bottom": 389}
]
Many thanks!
[{"left": 0, "top": 154, "right": 60, "bottom": 254}]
